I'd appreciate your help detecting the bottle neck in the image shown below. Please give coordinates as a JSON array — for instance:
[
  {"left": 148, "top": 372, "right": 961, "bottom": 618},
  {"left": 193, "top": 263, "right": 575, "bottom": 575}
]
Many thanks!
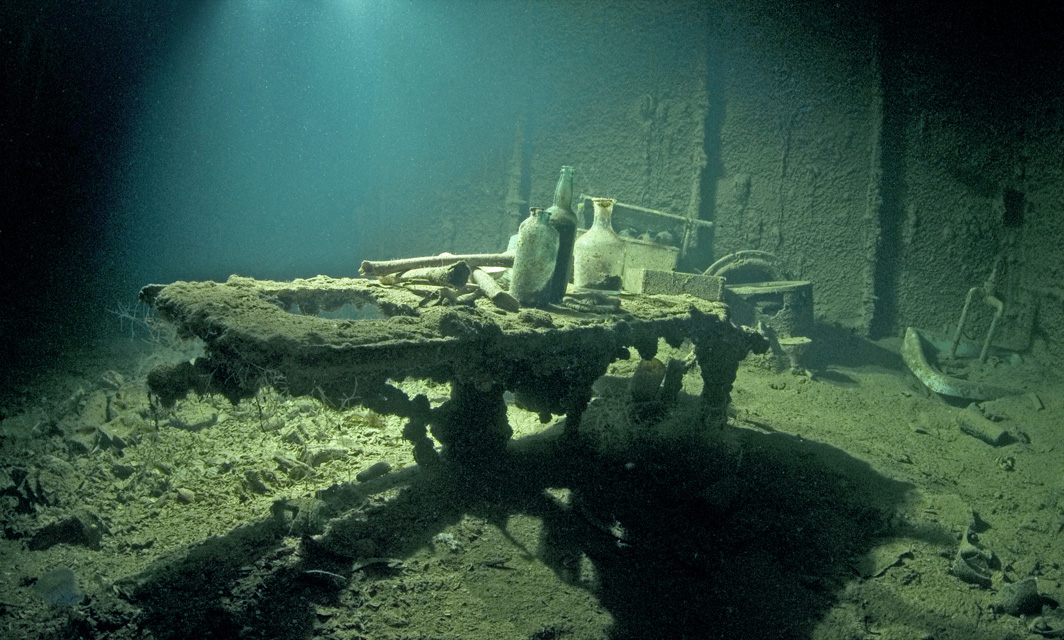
[
  {"left": 553, "top": 167, "right": 574, "bottom": 210},
  {"left": 592, "top": 205, "right": 613, "bottom": 229}
]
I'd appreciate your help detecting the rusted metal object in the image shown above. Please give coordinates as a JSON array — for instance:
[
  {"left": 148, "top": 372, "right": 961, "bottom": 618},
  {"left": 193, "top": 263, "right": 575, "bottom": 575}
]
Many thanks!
[
  {"left": 360, "top": 253, "right": 513, "bottom": 278},
  {"left": 902, "top": 327, "right": 1019, "bottom": 401},
  {"left": 949, "top": 266, "right": 1005, "bottom": 364},
  {"left": 379, "top": 262, "right": 470, "bottom": 288},
  {"left": 470, "top": 268, "right": 519, "bottom": 312}
]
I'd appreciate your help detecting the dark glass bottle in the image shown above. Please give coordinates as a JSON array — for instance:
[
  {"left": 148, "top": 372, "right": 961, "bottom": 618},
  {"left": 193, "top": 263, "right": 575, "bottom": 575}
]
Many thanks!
[{"left": 545, "top": 166, "right": 576, "bottom": 303}]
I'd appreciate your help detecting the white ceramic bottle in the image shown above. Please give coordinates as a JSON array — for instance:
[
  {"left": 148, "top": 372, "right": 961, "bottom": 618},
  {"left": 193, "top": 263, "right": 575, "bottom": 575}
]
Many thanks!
[{"left": 573, "top": 198, "right": 625, "bottom": 290}]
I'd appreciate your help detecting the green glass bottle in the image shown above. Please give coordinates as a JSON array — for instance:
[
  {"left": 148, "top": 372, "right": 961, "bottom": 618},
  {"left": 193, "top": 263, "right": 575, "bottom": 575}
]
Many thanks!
[{"left": 545, "top": 166, "right": 576, "bottom": 303}]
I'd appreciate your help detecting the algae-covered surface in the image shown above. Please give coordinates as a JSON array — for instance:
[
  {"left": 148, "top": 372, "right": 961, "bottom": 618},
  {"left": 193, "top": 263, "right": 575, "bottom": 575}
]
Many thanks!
[
  {"left": 1, "top": 306, "right": 1063, "bottom": 640},
  {"left": 137, "top": 275, "right": 749, "bottom": 415}
]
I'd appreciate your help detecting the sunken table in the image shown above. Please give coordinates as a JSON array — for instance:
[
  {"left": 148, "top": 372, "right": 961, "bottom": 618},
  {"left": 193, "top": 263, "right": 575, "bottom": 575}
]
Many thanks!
[{"left": 140, "top": 275, "right": 765, "bottom": 466}]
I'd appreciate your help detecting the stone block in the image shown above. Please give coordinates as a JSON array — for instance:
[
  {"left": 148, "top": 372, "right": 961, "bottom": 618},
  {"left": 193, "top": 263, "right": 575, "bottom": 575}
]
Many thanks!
[{"left": 630, "top": 269, "right": 725, "bottom": 301}]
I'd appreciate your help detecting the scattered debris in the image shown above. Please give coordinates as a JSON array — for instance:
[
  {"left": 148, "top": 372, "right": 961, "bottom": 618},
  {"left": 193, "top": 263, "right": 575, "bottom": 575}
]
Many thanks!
[
  {"left": 990, "top": 577, "right": 1045, "bottom": 616},
  {"left": 855, "top": 541, "right": 914, "bottom": 579},
  {"left": 32, "top": 567, "right": 83, "bottom": 607},
  {"left": 956, "top": 404, "right": 1015, "bottom": 446},
  {"left": 480, "top": 556, "right": 514, "bottom": 570},
  {"left": 355, "top": 461, "right": 392, "bottom": 483},
  {"left": 952, "top": 524, "right": 994, "bottom": 588},
  {"left": 28, "top": 512, "right": 104, "bottom": 551},
  {"left": 351, "top": 557, "right": 403, "bottom": 572},
  {"left": 902, "top": 327, "right": 1021, "bottom": 401},
  {"left": 1030, "top": 606, "right": 1064, "bottom": 638}
]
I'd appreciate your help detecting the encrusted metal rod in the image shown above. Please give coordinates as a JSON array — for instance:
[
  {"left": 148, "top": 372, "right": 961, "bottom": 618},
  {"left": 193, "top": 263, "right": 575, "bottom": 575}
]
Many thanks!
[
  {"left": 577, "top": 194, "right": 715, "bottom": 228},
  {"left": 360, "top": 253, "right": 513, "bottom": 277},
  {"left": 379, "top": 262, "right": 470, "bottom": 287},
  {"left": 471, "top": 268, "right": 519, "bottom": 312},
  {"left": 948, "top": 266, "right": 1005, "bottom": 364},
  {"left": 979, "top": 294, "right": 1005, "bottom": 363},
  {"left": 948, "top": 287, "right": 979, "bottom": 359}
]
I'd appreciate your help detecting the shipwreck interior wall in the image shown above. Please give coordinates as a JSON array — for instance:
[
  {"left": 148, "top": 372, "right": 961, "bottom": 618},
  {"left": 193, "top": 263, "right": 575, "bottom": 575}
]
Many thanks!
[
  {"left": 520, "top": 2, "right": 712, "bottom": 256},
  {"left": 419, "top": 0, "right": 1064, "bottom": 359},
  {"left": 706, "top": 0, "right": 881, "bottom": 330},
  {"left": 393, "top": 1, "right": 715, "bottom": 264},
  {"left": 3, "top": 0, "right": 1064, "bottom": 378},
  {"left": 875, "top": 3, "right": 1064, "bottom": 359}
]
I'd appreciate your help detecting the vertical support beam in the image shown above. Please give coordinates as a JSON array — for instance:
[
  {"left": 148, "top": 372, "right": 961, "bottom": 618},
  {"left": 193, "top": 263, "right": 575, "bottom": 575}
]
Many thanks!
[{"left": 866, "top": 26, "right": 908, "bottom": 339}]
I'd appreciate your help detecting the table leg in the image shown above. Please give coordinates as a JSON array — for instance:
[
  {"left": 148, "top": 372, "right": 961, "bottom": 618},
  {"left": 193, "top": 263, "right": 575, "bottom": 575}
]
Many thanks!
[
  {"left": 694, "top": 338, "right": 743, "bottom": 428},
  {"left": 431, "top": 380, "right": 512, "bottom": 462}
]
